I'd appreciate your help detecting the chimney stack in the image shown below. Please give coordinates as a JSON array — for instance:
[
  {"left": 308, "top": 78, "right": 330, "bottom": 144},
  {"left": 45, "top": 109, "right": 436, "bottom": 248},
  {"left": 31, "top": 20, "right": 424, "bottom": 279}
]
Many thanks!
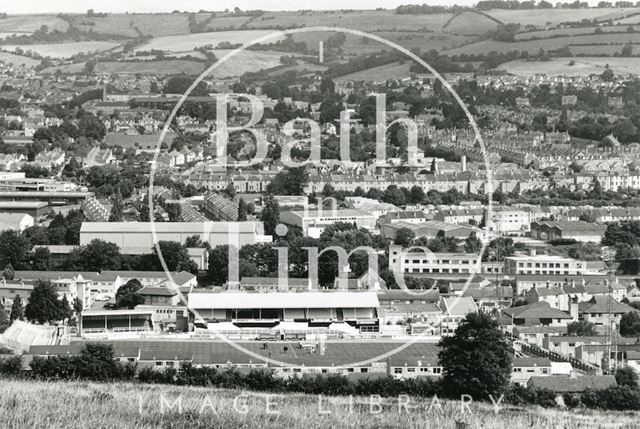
[{"left": 461, "top": 155, "right": 467, "bottom": 172}]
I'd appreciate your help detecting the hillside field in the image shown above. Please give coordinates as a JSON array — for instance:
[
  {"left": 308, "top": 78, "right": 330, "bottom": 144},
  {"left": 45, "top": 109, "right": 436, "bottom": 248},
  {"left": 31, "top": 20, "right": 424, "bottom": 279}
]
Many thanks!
[
  {"left": 134, "top": 30, "right": 286, "bottom": 53},
  {"left": 334, "top": 61, "right": 413, "bottom": 83},
  {"left": 0, "top": 51, "right": 41, "bottom": 68},
  {"left": 485, "top": 7, "right": 640, "bottom": 26},
  {"left": 497, "top": 57, "right": 640, "bottom": 76},
  {"left": 2, "top": 41, "right": 119, "bottom": 59},
  {"left": 95, "top": 60, "right": 205, "bottom": 75},
  {"left": 0, "top": 378, "right": 638, "bottom": 429},
  {"left": 444, "top": 32, "right": 640, "bottom": 56},
  {"left": 0, "top": 15, "right": 69, "bottom": 33}
]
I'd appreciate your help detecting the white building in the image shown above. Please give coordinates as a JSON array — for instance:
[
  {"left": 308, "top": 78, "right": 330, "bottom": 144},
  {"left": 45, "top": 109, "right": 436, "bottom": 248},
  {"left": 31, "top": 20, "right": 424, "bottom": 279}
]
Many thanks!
[
  {"left": 0, "top": 213, "right": 34, "bottom": 231},
  {"left": 504, "top": 252, "right": 588, "bottom": 276},
  {"left": 279, "top": 209, "right": 377, "bottom": 238},
  {"left": 389, "top": 245, "right": 480, "bottom": 275}
]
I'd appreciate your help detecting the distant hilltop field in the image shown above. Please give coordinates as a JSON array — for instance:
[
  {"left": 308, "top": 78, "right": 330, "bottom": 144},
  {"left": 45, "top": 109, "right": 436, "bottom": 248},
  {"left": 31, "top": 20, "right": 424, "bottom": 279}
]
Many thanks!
[{"left": 1, "top": 5, "right": 640, "bottom": 78}]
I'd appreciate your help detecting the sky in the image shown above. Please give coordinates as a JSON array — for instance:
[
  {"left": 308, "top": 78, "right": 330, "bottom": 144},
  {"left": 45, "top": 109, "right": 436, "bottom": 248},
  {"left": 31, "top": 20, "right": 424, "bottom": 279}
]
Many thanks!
[{"left": 4, "top": 0, "right": 483, "bottom": 14}]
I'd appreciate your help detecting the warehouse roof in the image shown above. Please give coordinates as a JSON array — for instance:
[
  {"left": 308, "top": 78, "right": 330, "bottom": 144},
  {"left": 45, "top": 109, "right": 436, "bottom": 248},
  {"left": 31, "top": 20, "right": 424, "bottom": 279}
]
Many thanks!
[{"left": 80, "top": 221, "right": 262, "bottom": 233}]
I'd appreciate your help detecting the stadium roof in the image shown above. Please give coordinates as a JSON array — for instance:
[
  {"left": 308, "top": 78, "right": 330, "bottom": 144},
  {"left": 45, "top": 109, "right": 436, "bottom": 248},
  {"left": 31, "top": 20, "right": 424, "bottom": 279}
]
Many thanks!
[{"left": 189, "top": 291, "right": 379, "bottom": 309}]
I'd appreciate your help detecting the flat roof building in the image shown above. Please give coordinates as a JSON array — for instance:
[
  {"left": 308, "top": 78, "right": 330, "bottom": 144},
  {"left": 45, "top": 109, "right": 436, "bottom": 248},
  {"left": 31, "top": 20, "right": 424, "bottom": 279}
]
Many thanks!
[
  {"left": 0, "top": 201, "right": 49, "bottom": 219},
  {"left": 80, "top": 221, "right": 271, "bottom": 253},
  {"left": 389, "top": 245, "right": 481, "bottom": 275},
  {"left": 504, "top": 252, "right": 588, "bottom": 276},
  {"left": 279, "top": 209, "right": 376, "bottom": 238}
]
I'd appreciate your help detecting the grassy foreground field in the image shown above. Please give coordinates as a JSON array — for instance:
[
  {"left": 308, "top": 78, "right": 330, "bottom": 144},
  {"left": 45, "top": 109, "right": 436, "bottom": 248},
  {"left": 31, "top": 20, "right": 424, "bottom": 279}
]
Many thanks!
[{"left": 0, "top": 379, "right": 638, "bottom": 429}]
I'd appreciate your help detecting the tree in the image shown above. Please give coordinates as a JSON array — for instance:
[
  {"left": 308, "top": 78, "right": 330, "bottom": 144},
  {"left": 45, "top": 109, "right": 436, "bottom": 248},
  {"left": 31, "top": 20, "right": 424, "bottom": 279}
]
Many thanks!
[
  {"left": 615, "top": 367, "right": 639, "bottom": 389},
  {"left": 30, "top": 247, "right": 50, "bottom": 270},
  {"left": 383, "top": 185, "right": 406, "bottom": 206},
  {"left": 208, "top": 245, "right": 230, "bottom": 285},
  {"left": 115, "top": 279, "right": 144, "bottom": 309},
  {"left": 152, "top": 241, "right": 197, "bottom": 273},
  {"left": 620, "top": 311, "right": 640, "bottom": 339},
  {"left": 567, "top": 320, "right": 597, "bottom": 336},
  {"left": 72, "top": 297, "right": 83, "bottom": 317},
  {"left": 0, "top": 230, "right": 32, "bottom": 270},
  {"left": 184, "top": 235, "right": 209, "bottom": 249},
  {"left": 439, "top": 312, "right": 512, "bottom": 400},
  {"left": 58, "top": 294, "right": 73, "bottom": 322},
  {"left": 237, "top": 197, "right": 248, "bottom": 221},
  {"left": 266, "top": 167, "right": 309, "bottom": 195},
  {"left": 25, "top": 279, "right": 63, "bottom": 324},
  {"left": 224, "top": 183, "right": 236, "bottom": 200},
  {"left": 464, "top": 232, "right": 482, "bottom": 253},
  {"left": 408, "top": 186, "right": 425, "bottom": 204},
  {"left": 109, "top": 191, "right": 124, "bottom": 222},
  {"left": 2, "top": 263, "right": 14, "bottom": 280},
  {"left": 165, "top": 203, "right": 181, "bottom": 222},
  {"left": 10, "top": 295, "right": 23, "bottom": 322},
  {"left": 602, "top": 68, "right": 614, "bottom": 82},
  {"left": 394, "top": 227, "right": 415, "bottom": 247},
  {"left": 0, "top": 304, "right": 8, "bottom": 333},
  {"left": 61, "top": 240, "right": 122, "bottom": 271},
  {"left": 262, "top": 196, "right": 280, "bottom": 237}
]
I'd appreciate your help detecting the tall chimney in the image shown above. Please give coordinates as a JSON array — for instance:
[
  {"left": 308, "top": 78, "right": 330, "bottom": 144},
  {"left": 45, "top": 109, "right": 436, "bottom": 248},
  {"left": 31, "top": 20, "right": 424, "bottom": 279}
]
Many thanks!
[{"left": 461, "top": 155, "right": 467, "bottom": 172}]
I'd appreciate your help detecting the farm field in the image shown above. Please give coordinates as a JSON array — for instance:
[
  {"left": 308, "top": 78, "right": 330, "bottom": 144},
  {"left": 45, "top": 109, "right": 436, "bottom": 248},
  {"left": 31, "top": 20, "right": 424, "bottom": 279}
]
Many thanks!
[
  {"left": 2, "top": 41, "right": 119, "bottom": 58},
  {"left": 1, "top": 379, "right": 638, "bottom": 429},
  {"left": 334, "top": 61, "right": 413, "bottom": 83},
  {"left": 515, "top": 25, "right": 639, "bottom": 41},
  {"left": 497, "top": 57, "right": 640, "bottom": 76},
  {"left": 444, "top": 11, "right": 500, "bottom": 36},
  {"left": 245, "top": 10, "right": 454, "bottom": 32},
  {"left": 485, "top": 7, "right": 640, "bottom": 27},
  {"left": 612, "top": 13, "right": 640, "bottom": 24},
  {"left": 0, "top": 15, "right": 69, "bottom": 33},
  {"left": 0, "top": 51, "right": 41, "bottom": 68},
  {"left": 289, "top": 31, "right": 474, "bottom": 56},
  {"left": 444, "top": 32, "right": 640, "bottom": 56},
  {"left": 72, "top": 13, "right": 191, "bottom": 37},
  {"left": 192, "top": 13, "right": 254, "bottom": 32},
  {"left": 203, "top": 49, "right": 284, "bottom": 78},
  {"left": 269, "top": 61, "right": 328, "bottom": 76},
  {"left": 95, "top": 60, "right": 205, "bottom": 75},
  {"left": 569, "top": 44, "right": 640, "bottom": 55},
  {"left": 40, "top": 62, "right": 87, "bottom": 74},
  {"left": 134, "top": 30, "right": 286, "bottom": 53}
]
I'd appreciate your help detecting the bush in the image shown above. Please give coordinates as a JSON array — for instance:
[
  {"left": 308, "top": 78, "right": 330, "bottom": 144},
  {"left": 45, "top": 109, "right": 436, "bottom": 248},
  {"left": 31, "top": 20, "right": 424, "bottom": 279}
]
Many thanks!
[
  {"left": 581, "top": 386, "right": 640, "bottom": 411},
  {"left": 562, "top": 393, "right": 581, "bottom": 409},
  {"left": 504, "top": 385, "right": 557, "bottom": 408},
  {"left": 0, "top": 355, "right": 22, "bottom": 375},
  {"left": 30, "top": 343, "right": 135, "bottom": 381}
]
